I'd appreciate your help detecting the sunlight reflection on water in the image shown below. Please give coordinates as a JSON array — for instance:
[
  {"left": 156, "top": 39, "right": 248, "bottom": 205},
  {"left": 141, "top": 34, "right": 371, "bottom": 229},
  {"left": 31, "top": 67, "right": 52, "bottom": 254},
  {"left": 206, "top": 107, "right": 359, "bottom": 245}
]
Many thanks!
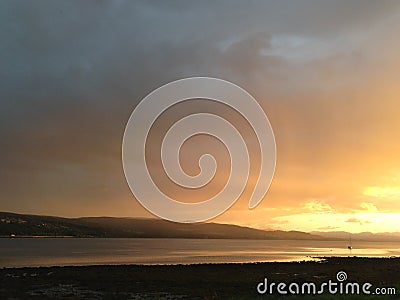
[{"left": 0, "top": 238, "right": 399, "bottom": 267}]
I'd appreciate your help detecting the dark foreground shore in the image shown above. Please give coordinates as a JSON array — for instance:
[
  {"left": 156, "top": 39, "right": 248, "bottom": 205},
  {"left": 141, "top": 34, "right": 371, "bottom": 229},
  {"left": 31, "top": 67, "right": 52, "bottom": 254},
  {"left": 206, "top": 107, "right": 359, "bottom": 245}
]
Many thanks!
[{"left": 1, "top": 257, "right": 399, "bottom": 299}]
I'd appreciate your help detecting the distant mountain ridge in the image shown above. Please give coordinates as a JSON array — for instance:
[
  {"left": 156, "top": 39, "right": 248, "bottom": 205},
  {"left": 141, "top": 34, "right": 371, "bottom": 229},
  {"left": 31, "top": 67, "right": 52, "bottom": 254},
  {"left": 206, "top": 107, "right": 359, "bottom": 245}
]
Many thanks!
[
  {"left": 2, "top": 212, "right": 398, "bottom": 241},
  {"left": 312, "top": 231, "right": 400, "bottom": 242},
  {"left": 0, "top": 211, "right": 323, "bottom": 240}
]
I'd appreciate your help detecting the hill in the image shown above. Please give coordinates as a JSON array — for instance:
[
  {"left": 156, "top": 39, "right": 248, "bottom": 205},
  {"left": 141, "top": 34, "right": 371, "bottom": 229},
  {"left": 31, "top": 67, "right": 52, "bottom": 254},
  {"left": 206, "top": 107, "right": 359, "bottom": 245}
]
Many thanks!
[
  {"left": 311, "top": 230, "right": 400, "bottom": 242},
  {"left": 0, "top": 211, "right": 323, "bottom": 240}
]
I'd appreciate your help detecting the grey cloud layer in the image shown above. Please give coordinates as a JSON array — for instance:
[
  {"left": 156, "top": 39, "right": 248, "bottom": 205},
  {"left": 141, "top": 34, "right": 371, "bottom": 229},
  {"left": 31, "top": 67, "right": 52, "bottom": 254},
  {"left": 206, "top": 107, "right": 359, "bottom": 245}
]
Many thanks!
[{"left": 1, "top": 0, "right": 400, "bottom": 215}]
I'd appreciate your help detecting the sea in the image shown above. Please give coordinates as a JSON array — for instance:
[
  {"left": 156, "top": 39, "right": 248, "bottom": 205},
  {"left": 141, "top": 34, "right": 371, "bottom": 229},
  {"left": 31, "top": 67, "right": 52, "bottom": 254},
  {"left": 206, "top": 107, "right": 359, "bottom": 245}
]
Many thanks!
[{"left": 1, "top": 238, "right": 399, "bottom": 268}]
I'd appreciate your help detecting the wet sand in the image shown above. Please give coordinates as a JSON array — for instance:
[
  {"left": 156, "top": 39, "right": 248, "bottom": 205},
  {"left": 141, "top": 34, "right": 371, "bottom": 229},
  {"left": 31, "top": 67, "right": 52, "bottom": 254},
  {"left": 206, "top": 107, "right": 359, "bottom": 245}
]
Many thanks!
[{"left": 0, "top": 257, "right": 399, "bottom": 299}]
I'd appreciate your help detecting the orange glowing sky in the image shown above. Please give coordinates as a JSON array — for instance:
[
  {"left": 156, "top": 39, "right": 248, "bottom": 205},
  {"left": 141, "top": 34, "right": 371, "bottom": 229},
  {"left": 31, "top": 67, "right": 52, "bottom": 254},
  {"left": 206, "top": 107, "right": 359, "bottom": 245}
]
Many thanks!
[{"left": 1, "top": 1, "right": 400, "bottom": 233}]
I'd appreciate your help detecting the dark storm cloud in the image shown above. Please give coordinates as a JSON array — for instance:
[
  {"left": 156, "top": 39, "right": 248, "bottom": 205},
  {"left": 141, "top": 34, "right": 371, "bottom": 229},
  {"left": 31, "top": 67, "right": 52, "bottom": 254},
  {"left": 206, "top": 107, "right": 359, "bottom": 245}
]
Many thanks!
[{"left": 1, "top": 0, "right": 400, "bottom": 216}]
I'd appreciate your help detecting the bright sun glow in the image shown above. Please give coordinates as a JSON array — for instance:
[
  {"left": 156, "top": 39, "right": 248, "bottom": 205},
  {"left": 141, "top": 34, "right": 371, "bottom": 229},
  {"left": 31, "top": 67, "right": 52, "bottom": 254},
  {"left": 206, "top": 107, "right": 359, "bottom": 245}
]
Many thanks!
[{"left": 363, "top": 186, "right": 400, "bottom": 199}]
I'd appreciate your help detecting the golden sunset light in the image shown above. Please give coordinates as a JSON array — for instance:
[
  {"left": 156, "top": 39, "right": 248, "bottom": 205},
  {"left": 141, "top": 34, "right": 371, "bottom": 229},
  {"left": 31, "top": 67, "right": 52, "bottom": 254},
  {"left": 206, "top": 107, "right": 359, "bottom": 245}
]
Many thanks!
[
  {"left": 1, "top": 1, "right": 400, "bottom": 235},
  {"left": 363, "top": 186, "right": 400, "bottom": 199},
  {"left": 2, "top": 2, "right": 400, "bottom": 298}
]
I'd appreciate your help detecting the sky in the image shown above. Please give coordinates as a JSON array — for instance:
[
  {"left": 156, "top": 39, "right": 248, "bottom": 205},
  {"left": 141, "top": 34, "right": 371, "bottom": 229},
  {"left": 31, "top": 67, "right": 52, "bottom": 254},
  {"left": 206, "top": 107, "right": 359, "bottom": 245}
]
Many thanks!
[{"left": 1, "top": 0, "right": 400, "bottom": 233}]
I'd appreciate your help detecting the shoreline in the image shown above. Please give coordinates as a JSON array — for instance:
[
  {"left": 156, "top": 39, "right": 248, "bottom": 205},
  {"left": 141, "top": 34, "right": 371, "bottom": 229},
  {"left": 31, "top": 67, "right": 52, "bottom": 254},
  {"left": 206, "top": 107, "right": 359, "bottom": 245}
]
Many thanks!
[
  {"left": 1, "top": 257, "right": 399, "bottom": 299},
  {"left": 1, "top": 255, "right": 399, "bottom": 269},
  {"left": 2, "top": 235, "right": 400, "bottom": 241}
]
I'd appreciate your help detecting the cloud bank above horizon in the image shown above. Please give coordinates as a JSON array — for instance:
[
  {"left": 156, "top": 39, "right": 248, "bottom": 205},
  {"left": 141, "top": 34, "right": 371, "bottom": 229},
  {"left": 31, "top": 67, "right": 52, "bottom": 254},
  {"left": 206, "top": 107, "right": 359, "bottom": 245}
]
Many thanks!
[{"left": 1, "top": 0, "right": 400, "bottom": 233}]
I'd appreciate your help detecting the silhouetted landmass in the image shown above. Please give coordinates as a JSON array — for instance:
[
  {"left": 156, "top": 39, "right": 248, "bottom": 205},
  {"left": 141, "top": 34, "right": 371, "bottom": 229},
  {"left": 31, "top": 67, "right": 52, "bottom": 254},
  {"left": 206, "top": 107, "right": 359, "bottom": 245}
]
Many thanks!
[
  {"left": 0, "top": 211, "right": 323, "bottom": 240},
  {"left": 312, "top": 231, "right": 400, "bottom": 242}
]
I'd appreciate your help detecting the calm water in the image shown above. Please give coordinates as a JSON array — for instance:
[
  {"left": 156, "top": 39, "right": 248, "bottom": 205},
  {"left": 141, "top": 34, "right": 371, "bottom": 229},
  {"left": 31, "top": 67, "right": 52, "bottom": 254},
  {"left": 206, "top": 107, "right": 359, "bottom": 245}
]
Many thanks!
[{"left": 1, "top": 238, "right": 399, "bottom": 268}]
